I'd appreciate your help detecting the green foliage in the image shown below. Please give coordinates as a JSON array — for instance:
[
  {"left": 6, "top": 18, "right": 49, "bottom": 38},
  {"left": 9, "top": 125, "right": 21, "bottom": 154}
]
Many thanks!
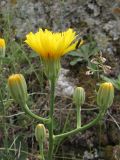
[
  {"left": 0, "top": 136, "right": 28, "bottom": 160},
  {"left": 69, "top": 41, "right": 99, "bottom": 65},
  {"left": 69, "top": 41, "right": 100, "bottom": 74}
]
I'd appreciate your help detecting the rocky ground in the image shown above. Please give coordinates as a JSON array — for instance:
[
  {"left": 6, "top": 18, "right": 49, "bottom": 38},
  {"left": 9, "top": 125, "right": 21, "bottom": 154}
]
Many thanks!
[{"left": 0, "top": 0, "right": 120, "bottom": 53}]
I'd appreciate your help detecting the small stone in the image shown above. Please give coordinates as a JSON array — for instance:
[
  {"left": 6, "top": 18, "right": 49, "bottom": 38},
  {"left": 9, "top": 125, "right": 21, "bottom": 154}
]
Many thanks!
[{"left": 56, "top": 68, "right": 75, "bottom": 97}]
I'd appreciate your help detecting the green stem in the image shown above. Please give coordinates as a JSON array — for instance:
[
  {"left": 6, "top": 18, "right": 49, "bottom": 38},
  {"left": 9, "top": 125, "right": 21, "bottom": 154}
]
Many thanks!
[
  {"left": 22, "top": 104, "right": 49, "bottom": 124},
  {"left": 77, "top": 105, "right": 81, "bottom": 128},
  {"left": 39, "top": 142, "right": 44, "bottom": 160},
  {"left": 48, "top": 78, "right": 56, "bottom": 160},
  {"left": 54, "top": 110, "right": 103, "bottom": 141}
]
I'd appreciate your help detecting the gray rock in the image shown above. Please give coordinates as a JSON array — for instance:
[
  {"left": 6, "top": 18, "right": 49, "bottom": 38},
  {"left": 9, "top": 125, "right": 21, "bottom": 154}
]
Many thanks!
[
  {"left": 0, "top": 0, "right": 119, "bottom": 71},
  {"left": 56, "top": 68, "right": 75, "bottom": 97}
]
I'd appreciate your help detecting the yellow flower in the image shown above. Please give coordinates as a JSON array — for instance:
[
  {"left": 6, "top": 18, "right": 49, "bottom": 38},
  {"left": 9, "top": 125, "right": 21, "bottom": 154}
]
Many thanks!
[
  {"left": 25, "top": 28, "right": 82, "bottom": 80},
  {"left": 0, "top": 38, "right": 5, "bottom": 48},
  {"left": 25, "top": 28, "right": 78, "bottom": 60}
]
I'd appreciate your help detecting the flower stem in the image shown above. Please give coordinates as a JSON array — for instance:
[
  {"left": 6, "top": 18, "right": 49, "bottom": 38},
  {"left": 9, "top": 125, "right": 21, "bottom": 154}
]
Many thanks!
[
  {"left": 54, "top": 110, "right": 103, "bottom": 141},
  {"left": 77, "top": 105, "right": 81, "bottom": 128},
  {"left": 48, "top": 78, "right": 56, "bottom": 160},
  {"left": 22, "top": 104, "right": 49, "bottom": 124},
  {"left": 39, "top": 142, "right": 44, "bottom": 160}
]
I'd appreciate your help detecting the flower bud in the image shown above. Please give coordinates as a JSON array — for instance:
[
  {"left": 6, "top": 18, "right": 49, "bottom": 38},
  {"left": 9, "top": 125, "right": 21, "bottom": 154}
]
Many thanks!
[
  {"left": 0, "top": 38, "right": 5, "bottom": 61},
  {"left": 97, "top": 82, "right": 114, "bottom": 109},
  {"left": 73, "top": 87, "right": 85, "bottom": 106},
  {"left": 0, "top": 38, "right": 5, "bottom": 48},
  {"left": 35, "top": 124, "right": 46, "bottom": 143},
  {"left": 8, "top": 74, "right": 28, "bottom": 105}
]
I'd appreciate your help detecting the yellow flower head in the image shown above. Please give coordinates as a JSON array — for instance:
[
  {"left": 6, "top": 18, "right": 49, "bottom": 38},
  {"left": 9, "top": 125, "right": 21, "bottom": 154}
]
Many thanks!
[
  {"left": 25, "top": 28, "right": 78, "bottom": 60},
  {"left": 0, "top": 38, "right": 5, "bottom": 48}
]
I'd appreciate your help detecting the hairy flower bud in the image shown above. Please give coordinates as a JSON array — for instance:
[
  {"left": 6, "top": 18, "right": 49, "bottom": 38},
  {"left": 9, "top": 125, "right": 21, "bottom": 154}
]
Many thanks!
[
  {"left": 97, "top": 82, "right": 114, "bottom": 109},
  {"left": 8, "top": 74, "right": 28, "bottom": 105},
  {"left": 0, "top": 38, "right": 5, "bottom": 49},
  {"left": 73, "top": 87, "right": 85, "bottom": 106},
  {"left": 35, "top": 124, "right": 46, "bottom": 143},
  {"left": 0, "top": 38, "right": 5, "bottom": 63}
]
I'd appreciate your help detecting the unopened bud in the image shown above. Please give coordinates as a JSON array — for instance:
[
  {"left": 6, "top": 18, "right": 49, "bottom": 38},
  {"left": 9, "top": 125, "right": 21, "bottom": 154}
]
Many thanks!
[
  {"left": 0, "top": 38, "right": 5, "bottom": 61},
  {"left": 35, "top": 124, "right": 46, "bottom": 143},
  {"left": 97, "top": 82, "right": 114, "bottom": 109},
  {"left": 8, "top": 74, "right": 28, "bottom": 105},
  {"left": 73, "top": 87, "right": 85, "bottom": 106}
]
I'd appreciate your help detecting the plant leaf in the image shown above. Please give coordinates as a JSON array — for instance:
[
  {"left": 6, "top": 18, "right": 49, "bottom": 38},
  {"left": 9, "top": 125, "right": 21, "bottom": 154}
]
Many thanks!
[{"left": 70, "top": 58, "right": 82, "bottom": 66}]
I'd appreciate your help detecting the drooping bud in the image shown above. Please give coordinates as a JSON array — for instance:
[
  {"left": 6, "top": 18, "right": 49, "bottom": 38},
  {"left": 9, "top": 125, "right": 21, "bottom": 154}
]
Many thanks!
[
  {"left": 35, "top": 124, "right": 46, "bottom": 143},
  {"left": 97, "top": 82, "right": 114, "bottom": 109},
  {"left": 8, "top": 74, "right": 28, "bottom": 105},
  {"left": 73, "top": 87, "right": 85, "bottom": 106}
]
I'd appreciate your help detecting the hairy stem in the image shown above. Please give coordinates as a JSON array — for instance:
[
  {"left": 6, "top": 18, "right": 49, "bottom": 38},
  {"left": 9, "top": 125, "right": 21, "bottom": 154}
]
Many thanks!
[
  {"left": 54, "top": 110, "right": 103, "bottom": 141},
  {"left": 48, "top": 78, "right": 56, "bottom": 160},
  {"left": 22, "top": 104, "right": 49, "bottom": 124},
  {"left": 77, "top": 105, "right": 81, "bottom": 128},
  {"left": 39, "top": 142, "right": 44, "bottom": 160}
]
